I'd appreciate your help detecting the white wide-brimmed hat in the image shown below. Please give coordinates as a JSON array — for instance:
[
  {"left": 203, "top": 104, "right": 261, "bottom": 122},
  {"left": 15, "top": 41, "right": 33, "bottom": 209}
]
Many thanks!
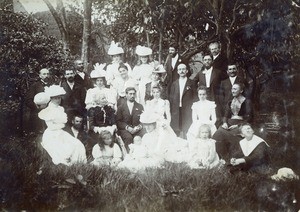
[
  {"left": 153, "top": 64, "right": 166, "bottom": 74},
  {"left": 140, "top": 111, "right": 157, "bottom": 124},
  {"left": 271, "top": 167, "right": 299, "bottom": 181},
  {"left": 45, "top": 85, "right": 66, "bottom": 97},
  {"left": 34, "top": 92, "right": 50, "bottom": 105},
  {"left": 108, "top": 41, "right": 124, "bottom": 55},
  {"left": 135, "top": 45, "right": 152, "bottom": 56},
  {"left": 90, "top": 63, "right": 106, "bottom": 78},
  {"left": 93, "top": 125, "right": 117, "bottom": 135}
]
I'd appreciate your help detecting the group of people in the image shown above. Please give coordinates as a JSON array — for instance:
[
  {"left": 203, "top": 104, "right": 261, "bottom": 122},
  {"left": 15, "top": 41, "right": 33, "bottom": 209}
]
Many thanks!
[{"left": 25, "top": 41, "right": 269, "bottom": 172}]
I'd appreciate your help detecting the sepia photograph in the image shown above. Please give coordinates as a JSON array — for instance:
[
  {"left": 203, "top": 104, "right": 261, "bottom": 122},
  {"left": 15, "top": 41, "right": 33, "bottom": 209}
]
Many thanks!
[{"left": 0, "top": 0, "right": 299, "bottom": 211}]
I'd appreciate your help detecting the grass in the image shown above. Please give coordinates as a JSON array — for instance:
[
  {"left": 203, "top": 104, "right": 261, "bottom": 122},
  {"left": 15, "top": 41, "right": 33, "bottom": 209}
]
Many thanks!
[{"left": 0, "top": 134, "right": 299, "bottom": 211}]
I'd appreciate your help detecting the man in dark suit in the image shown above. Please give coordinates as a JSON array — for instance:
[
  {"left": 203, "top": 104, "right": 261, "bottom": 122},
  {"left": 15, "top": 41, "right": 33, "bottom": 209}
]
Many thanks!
[
  {"left": 73, "top": 60, "right": 92, "bottom": 90},
  {"left": 169, "top": 63, "right": 195, "bottom": 138},
  {"left": 218, "top": 63, "right": 253, "bottom": 117},
  {"left": 61, "top": 69, "right": 86, "bottom": 124},
  {"left": 25, "top": 68, "right": 53, "bottom": 133},
  {"left": 116, "top": 87, "right": 145, "bottom": 152},
  {"left": 209, "top": 42, "right": 228, "bottom": 79},
  {"left": 193, "top": 54, "right": 223, "bottom": 102},
  {"left": 164, "top": 44, "right": 191, "bottom": 95},
  {"left": 64, "top": 113, "right": 94, "bottom": 162}
]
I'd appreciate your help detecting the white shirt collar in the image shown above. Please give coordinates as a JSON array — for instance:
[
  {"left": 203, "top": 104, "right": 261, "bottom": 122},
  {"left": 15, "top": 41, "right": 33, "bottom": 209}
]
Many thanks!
[
  {"left": 239, "top": 135, "right": 268, "bottom": 156},
  {"left": 171, "top": 54, "right": 179, "bottom": 68},
  {"left": 229, "top": 76, "right": 237, "bottom": 85}
]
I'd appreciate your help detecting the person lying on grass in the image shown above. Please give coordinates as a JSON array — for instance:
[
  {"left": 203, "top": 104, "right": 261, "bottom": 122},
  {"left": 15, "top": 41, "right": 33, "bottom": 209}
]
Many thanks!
[
  {"left": 188, "top": 124, "right": 221, "bottom": 169},
  {"left": 229, "top": 123, "right": 270, "bottom": 173},
  {"left": 92, "top": 127, "right": 123, "bottom": 167}
]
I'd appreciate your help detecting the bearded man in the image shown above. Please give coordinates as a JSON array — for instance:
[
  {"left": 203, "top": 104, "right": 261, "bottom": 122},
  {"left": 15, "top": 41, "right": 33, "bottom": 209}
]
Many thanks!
[{"left": 60, "top": 69, "right": 86, "bottom": 124}]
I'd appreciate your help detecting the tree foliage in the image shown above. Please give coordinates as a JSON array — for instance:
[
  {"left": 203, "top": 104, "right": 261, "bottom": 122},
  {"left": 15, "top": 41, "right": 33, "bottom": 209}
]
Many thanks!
[{"left": 0, "top": 9, "right": 72, "bottom": 99}]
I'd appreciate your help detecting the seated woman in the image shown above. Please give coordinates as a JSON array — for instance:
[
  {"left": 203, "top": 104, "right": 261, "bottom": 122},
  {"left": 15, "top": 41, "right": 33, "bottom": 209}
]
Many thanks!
[
  {"left": 212, "top": 83, "right": 253, "bottom": 161},
  {"left": 188, "top": 124, "right": 221, "bottom": 169},
  {"left": 91, "top": 127, "right": 123, "bottom": 167},
  {"left": 187, "top": 86, "right": 217, "bottom": 140},
  {"left": 85, "top": 63, "right": 117, "bottom": 110},
  {"left": 39, "top": 85, "right": 87, "bottom": 166},
  {"left": 229, "top": 123, "right": 269, "bottom": 173}
]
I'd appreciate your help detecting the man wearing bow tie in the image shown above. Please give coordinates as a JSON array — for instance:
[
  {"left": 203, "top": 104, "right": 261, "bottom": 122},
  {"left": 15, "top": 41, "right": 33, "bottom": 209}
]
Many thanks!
[
  {"left": 169, "top": 63, "right": 196, "bottom": 138},
  {"left": 73, "top": 60, "right": 92, "bottom": 90}
]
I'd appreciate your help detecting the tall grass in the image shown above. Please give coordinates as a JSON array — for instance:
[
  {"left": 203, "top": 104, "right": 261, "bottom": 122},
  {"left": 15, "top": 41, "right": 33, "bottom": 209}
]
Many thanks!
[{"left": 0, "top": 134, "right": 299, "bottom": 211}]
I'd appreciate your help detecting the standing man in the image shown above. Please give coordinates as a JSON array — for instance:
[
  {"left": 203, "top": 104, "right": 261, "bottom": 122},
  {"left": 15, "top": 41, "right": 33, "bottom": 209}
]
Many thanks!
[
  {"left": 164, "top": 43, "right": 191, "bottom": 94},
  {"left": 25, "top": 68, "right": 53, "bottom": 133},
  {"left": 209, "top": 42, "right": 228, "bottom": 79},
  {"left": 74, "top": 59, "right": 92, "bottom": 90},
  {"left": 116, "top": 87, "right": 144, "bottom": 152},
  {"left": 193, "top": 55, "right": 223, "bottom": 102},
  {"left": 60, "top": 69, "right": 86, "bottom": 124},
  {"left": 169, "top": 63, "right": 195, "bottom": 138},
  {"left": 218, "top": 63, "right": 253, "bottom": 117}
]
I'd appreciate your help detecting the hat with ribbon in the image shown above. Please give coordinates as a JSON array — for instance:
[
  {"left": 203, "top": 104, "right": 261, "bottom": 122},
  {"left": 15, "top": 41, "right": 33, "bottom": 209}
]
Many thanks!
[
  {"left": 90, "top": 63, "right": 106, "bottom": 78},
  {"left": 153, "top": 64, "right": 166, "bottom": 74},
  {"left": 45, "top": 85, "right": 66, "bottom": 97},
  {"left": 108, "top": 41, "right": 124, "bottom": 55},
  {"left": 34, "top": 92, "right": 50, "bottom": 105},
  {"left": 135, "top": 45, "right": 152, "bottom": 56},
  {"left": 271, "top": 167, "right": 299, "bottom": 181}
]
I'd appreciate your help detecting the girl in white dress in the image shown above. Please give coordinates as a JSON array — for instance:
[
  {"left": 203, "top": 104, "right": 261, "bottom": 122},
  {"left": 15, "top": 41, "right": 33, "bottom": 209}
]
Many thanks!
[
  {"left": 85, "top": 64, "right": 117, "bottom": 110},
  {"left": 188, "top": 124, "right": 220, "bottom": 169},
  {"left": 187, "top": 86, "right": 217, "bottom": 140},
  {"left": 131, "top": 45, "right": 154, "bottom": 105},
  {"left": 92, "top": 129, "right": 123, "bottom": 166}
]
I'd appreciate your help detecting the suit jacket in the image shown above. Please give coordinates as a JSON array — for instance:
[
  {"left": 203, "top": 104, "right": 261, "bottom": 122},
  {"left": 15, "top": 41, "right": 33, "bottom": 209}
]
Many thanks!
[
  {"left": 116, "top": 101, "right": 144, "bottom": 130},
  {"left": 74, "top": 73, "right": 93, "bottom": 90},
  {"left": 169, "top": 78, "right": 196, "bottom": 133},
  {"left": 193, "top": 67, "right": 223, "bottom": 102},
  {"left": 212, "top": 53, "right": 228, "bottom": 80},
  {"left": 61, "top": 80, "right": 86, "bottom": 114},
  {"left": 25, "top": 80, "right": 50, "bottom": 111},
  {"left": 164, "top": 54, "right": 191, "bottom": 94}
]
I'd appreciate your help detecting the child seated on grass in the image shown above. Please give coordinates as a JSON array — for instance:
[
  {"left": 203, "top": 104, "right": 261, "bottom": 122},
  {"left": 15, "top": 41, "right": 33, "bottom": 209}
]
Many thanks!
[
  {"left": 188, "top": 124, "right": 221, "bottom": 169},
  {"left": 92, "top": 129, "right": 123, "bottom": 166}
]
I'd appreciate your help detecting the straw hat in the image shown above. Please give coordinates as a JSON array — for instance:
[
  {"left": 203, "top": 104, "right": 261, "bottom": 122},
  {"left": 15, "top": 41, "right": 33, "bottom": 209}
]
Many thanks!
[
  {"left": 90, "top": 63, "right": 106, "bottom": 78},
  {"left": 93, "top": 125, "right": 117, "bottom": 135},
  {"left": 45, "top": 85, "right": 66, "bottom": 97},
  {"left": 271, "top": 167, "right": 299, "bottom": 181},
  {"left": 153, "top": 64, "right": 166, "bottom": 74},
  {"left": 108, "top": 41, "right": 124, "bottom": 55},
  {"left": 140, "top": 111, "right": 157, "bottom": 124},
  {"left": 135, "top": 45, "right": 152, "bottom": 56},
  {"left": 34, "top": 92, "right": 50, "bottom": 105}
]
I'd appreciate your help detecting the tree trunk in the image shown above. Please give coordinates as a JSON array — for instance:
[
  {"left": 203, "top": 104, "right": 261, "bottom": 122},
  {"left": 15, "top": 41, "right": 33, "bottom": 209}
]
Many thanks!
[
  {"left": 43, "top": 0, "right": 69, "bottom": 52},
  {"left": 81, "top": 0, "right": 92, "bottom": 73}
]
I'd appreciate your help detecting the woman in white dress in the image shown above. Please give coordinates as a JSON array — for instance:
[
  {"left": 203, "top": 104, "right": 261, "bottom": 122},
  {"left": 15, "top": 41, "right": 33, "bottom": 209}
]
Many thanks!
[
  {"left": 106, "top": 41, "right": 132, "bottom": 87},
  {"left": 131, "top": 45, "right": 154, "bottom": 105},
  {"left": 187, "top": 86, "right": 217, "bottom": 140},
  {"left": 111, "top": 63, "right": 139, "bottom": 106},
  {"left": 85, "top": 64, "right": 117, "bottom": 110},
  {"left": 39, "top": 85, "right": 87, "bottom": 166}
]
